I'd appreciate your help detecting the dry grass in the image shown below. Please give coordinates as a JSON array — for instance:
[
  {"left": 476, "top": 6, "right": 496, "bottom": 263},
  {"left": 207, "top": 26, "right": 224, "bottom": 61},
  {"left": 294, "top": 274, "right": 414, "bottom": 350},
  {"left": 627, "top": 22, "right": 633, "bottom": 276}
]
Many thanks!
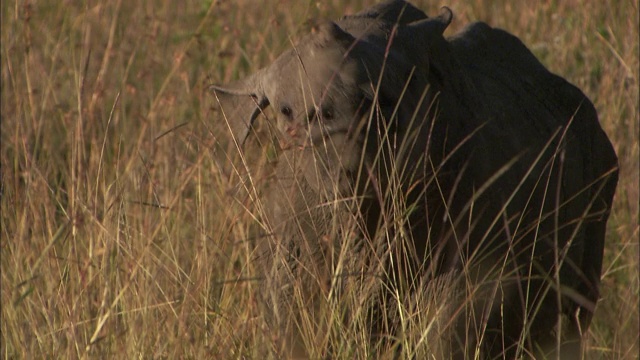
[{"left": 1, "top": 0, "right": 637, "bottom": 358}]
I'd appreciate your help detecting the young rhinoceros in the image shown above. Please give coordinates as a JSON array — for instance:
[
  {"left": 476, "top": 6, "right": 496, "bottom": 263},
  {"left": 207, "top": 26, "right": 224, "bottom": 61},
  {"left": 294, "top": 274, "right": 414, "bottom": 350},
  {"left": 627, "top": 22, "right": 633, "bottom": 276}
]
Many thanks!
[{"left": 211, "top": 1, "right": 618, "bottom": 358}]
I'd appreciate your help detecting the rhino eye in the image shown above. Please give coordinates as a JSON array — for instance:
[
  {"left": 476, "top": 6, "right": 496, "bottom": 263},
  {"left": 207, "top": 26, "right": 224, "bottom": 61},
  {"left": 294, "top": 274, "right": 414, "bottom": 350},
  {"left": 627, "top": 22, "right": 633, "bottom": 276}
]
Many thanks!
[
  {"left": 280, "top": 106, "right": 292, "bottom": 117},
  {"left": 321, "top": 108, "right": 334, "bottom": 120}
]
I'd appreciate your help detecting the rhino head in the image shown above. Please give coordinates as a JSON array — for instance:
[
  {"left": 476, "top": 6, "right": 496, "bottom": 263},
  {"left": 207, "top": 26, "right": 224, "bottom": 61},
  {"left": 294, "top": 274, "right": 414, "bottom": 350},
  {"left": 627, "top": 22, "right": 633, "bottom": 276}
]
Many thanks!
[{"left": 210, "top": 9, "right": 453, "bottom": 196}]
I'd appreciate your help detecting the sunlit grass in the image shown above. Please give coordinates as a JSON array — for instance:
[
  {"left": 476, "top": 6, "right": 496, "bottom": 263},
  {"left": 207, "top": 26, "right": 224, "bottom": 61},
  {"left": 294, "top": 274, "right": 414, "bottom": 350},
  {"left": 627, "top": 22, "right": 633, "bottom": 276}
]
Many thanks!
[{"left": 2, "top": 0, "right": 637, "bottom": 358}]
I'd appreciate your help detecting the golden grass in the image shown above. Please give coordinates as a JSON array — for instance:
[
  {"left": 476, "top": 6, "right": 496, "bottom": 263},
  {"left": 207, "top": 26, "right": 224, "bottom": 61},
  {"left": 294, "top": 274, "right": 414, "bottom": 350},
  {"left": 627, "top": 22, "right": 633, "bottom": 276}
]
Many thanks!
[{"left": 2, "top": 0, "right": 637, "bottom": 358}]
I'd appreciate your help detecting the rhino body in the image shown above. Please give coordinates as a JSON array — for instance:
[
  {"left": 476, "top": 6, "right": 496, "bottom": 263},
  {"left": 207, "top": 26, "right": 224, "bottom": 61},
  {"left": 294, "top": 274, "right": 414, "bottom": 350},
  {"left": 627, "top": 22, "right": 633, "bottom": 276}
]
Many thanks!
[{"left": 212, "top": 1, "right": 618, "bottom": 358}]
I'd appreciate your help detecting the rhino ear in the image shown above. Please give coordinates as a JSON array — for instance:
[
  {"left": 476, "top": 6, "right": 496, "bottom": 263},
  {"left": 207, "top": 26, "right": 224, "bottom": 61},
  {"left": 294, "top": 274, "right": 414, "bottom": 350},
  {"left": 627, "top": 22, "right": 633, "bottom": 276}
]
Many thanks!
[
  {"left": 310, "top": 21, "right": 356, "bottom": 48},
  {"left": 209, "top": 71, "right": 269, "bottom": 147},
  {"left": 405, "top": 6, "right": 453, "bottom": 36}
]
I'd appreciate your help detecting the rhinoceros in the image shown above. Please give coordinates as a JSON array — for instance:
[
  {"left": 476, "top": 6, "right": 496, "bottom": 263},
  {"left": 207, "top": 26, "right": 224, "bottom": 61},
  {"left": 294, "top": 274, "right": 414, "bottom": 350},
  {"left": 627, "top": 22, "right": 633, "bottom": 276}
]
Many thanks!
[{"left": 211, "top": 1, "right": 618, "bottom": 358}]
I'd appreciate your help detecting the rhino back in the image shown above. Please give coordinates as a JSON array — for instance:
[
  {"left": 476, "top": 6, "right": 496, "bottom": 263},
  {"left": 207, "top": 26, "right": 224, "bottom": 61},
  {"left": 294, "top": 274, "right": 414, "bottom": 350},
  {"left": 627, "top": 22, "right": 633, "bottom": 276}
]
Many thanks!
[{"left": 446, "top": 21, "right": 618, "bottom": 325}]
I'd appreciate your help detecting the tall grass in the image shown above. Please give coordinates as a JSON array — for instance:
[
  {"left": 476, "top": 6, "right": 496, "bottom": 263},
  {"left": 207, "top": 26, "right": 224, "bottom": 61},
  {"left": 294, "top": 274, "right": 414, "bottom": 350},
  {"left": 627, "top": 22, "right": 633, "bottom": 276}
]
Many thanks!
[{"left": 1, "top": 0, "right": 637, "bottom": 358}]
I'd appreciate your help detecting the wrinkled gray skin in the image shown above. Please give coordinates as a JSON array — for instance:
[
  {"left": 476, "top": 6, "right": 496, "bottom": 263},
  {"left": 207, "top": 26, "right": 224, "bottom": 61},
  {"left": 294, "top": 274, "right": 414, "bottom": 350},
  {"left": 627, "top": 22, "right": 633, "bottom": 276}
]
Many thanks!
[{"left": 211, "top": 1, "right": 618, "bottom": 358}]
